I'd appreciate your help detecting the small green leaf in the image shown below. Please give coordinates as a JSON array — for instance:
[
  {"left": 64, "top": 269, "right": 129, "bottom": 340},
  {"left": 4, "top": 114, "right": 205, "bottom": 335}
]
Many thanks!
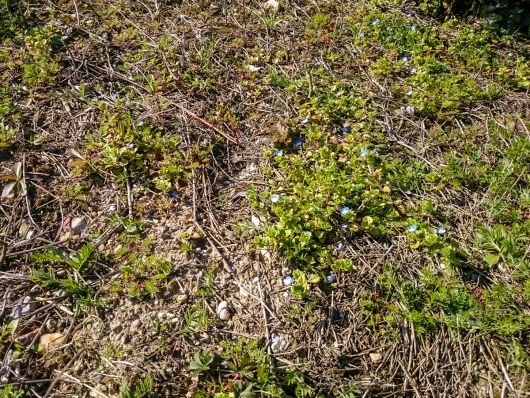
[{"left": 485, "top": 253, "right": 500, "bottom": 266}]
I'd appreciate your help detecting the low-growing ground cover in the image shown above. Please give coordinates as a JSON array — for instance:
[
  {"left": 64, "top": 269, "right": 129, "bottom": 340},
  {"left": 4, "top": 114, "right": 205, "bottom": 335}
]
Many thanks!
[{"left": 1, "top": 0, "right": 529, "bottom": 397}]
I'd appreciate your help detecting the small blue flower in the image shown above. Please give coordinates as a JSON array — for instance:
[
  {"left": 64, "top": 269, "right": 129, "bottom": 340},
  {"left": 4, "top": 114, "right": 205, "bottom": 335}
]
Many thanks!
[
  {"left": 275, "top": 149, "right": 283, "bottom": 157},
  {"left": 400, "top": 55, "right": 409, "bottom": 62},
  {"left": 411, "top": 24, "right": 417, "bottom": 31},
  {"left": 436, "top": 226, "right": 446, "bottom": 235},
  {"left": 271, "top": 194, "right": 281, "bottom": 203},
  {"left": 358, "top": 31, "right": 365, "bottom": 38},
  {"left": 341, "top": 223, "right": 349, "bottom": 230},
  {"left": 127, "top": 143, "right": 134, "bottom": 148},
  {"left": 313, "top": 59, "right": 324, "bottom": 67},
  {"left": 360, "top": 147, "right": 369, "bottom": 157},
  {"left": 406, "top": 89, "right": 413, "bottom": 96},
  {"left": 407, "top": 225, "right": 418, "bottom": 233},
  {"left": 410, "top": 67, "right": 417, "bottom": 74},
  {"left": 487, "top": 17, "right": 495, "bottom": 24},
  {"left": 300, "top": 116, "right": 309, "bottom": 124},
  {"left": 337, "top": 242, "right": 345, "bottom": 252},
  {"left": 293, "top": 137, "right": 303, "bottom": 148},
  {"left": 371, "top": 19, "right": 379, "bottom": 26},
  {"left": 170, "top": 190, "right": 179, "bottom": 198},
  {"left": 282, "top": 275, "right": 293, "bottom": 286},
  {"left": 405, "top": 11, "right": 412, "bottom": 18},
  {"left": 340, "top": 206, "right": 351, "bottom": 216},
  {"left": 340, "top": 125, "right": 352, "bottom": 133},
  {"left": 325, "top": 271, "right": 337, "bottom": 284}
]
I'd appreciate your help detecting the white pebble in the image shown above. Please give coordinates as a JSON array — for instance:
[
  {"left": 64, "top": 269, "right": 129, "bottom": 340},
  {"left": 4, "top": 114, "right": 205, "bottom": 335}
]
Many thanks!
[{"left": 216, "top": 301, "right": 231, "bottom": 321}]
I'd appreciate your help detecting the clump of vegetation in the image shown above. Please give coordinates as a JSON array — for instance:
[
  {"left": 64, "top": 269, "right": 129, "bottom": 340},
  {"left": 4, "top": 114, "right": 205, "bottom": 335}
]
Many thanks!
[
  {"left": 251, "top": 0, "right": 530, "bottom": 375},
  {"left": 82, "top": 100, "right": 211, "bottom": 192},
  {"left": 0, "top": 385, "right": 24, "bottom": 398},
  {"left": 30, "top": 243, "right": 105, "bottom": 309},
  {"left": 119, "top": 377, "right": 156, "bottom": 398},
  {"left": 2, "top": 0, "right": 530, "bottom": 396},
  {"left": 190, "top": 339, "right": 314, "bottom": 397}
]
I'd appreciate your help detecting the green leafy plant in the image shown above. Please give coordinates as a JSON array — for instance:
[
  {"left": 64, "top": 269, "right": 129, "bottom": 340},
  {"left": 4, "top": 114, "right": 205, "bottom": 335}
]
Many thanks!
[
  {"left": 19, "top": 26, "right": 61, "bottom": 85},
  {"left": 30, "top": 243, "right": 104, "bottom": 309},
  {"left": 119, "top": 377, "right": 156, "bottom": 398},
  {"left": 0, "top": 385, "right": 24, "bottom": 398},
  {"left": 189, "top": 350, "right": 214, "bottom": 375},
  {"left": 83, "top": 100, "right": 211, "bottom": 192},
  {"left": 182, "top": 304, "right": 210, "bottom": 335},
  {"left": 120, "top": 254, "right": 172, "bottom": 299},
  {"left": 191, "top": 339, "right": 313, "bottom": 397}
]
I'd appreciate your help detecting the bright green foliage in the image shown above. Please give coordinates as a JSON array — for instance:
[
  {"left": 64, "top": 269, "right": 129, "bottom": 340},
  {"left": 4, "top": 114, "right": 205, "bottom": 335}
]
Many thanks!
[
  {"left": 348, "top": 7, "right": 528, "bottom": 117},
  {"left": 362, "top": 263, "right": 530, "bottom": 337},
  {"left": 32, "top": 243, "right": 95, "bottom": 274},
  {"left": 251, "top": 2, "right": 530, "bottom": 369},
  {"left": 119, "top": 377, "right": 155, "bottom": 398},
  {"left": 120, "top": 254, "right": 172, "bottom": 299},
  {"left": 182, "top": 304, "right": 210, "bottom": 335},
  {"left": 30, "top": 243, "right": 102, "bottom": 308},
  {"left": 83, "top": 101, "right": 211, "bottom": 191},
  {"left": 192, "top": 339, "right": 313, "bottom": 398},
  {"left": 0, "top": 385, "right": 24, "bottom": 398},
  {"left": 19, "top": 26, "right": 61, "bottom": 85},
  {"left": 253, "top": 82, "right": 400, "bottom": 273}
]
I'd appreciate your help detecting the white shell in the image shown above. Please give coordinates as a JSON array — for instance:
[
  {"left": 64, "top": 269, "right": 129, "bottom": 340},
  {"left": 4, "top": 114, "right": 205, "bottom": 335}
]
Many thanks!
[
  {"left": 264, "top": 0, "right": 280, "bottom": 12},
  {"left": 216, "top": 301, "right": 231, "bottom": 321},
  {"left": 251, "top": 215, "right": 261, "bottom": 227},
  {"left": 70, "top": 217, "right": 87, "bottom": 234}
]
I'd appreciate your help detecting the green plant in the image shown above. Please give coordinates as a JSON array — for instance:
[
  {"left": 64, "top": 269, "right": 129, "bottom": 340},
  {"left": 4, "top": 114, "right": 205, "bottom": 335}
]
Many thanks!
[
  {"left": 196, "top": 268, "right": 215, "bottom": 298},
  {"left": 191, "top": 339, "right": 313, "bottom": 397},
  {"left": 189, "top": 350, "right": 214, "bottom": 375},
  {"left": 182, "top": 304, "right": 210, "bottom": 335},
  {"left": 30, "top": 243, "right": 105, "bottom": 309},
  {"left": 19, "top": 26, "right": 61, "bottom": 85},
  {"left": 83, "top": 100, "right": 211, "bottom": 192},
  {"left": 119, "top": 377, "right": 155, "bottom": 398},
  {"left": 120, "top": 254, "right": 172, "bottom": 299},
  {"left": 0, "top": 385, "right": 24, "bottom": 398},
  {"left": 476, "top": 223, "right": 529, "bottom": 268}
]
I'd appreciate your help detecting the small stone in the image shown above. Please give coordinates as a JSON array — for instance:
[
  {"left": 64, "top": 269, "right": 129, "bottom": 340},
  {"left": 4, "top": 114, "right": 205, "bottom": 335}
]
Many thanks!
[
  {"left": 38, "top": 333, "right": 66, "bottom": 355},
  {"left": 106, "top": 204, "right": 117, "bottom": 213},
  {"left": 369, "top": 352, "right": 383, "bottom": 363},
  {"left": 131, "top": 319, "right": 141, "bottom": 328},
  {"left": 216, "top": 301, "right": 231, "bottom": 321},
  {"left": 70, "top": 217, "right": 87, "bottom": 234},
  {"left": 25, "top": 229, "right": 36, "bottom": 240},
  {"left": 157, "top": 312, "right": 176, "bottom": 320},
  {"left": 251, "top": 215, "right": 261, "bottom": 227},
  {"left": 176, "top": 294, "right": 188, "bottom": 304},
  {"left": 18, "top": 222, "right": 31, "bottom": 238},
  {"left": 263, "top": 0, "right": 279, "bottom": 12},
  {"left": 45, "top": 318, "right": 57, "bottom": 331},
  {"left": 282, "top": 275, "right": 293, "bottom": 286},
  {"left": 270, "top": 332, "right": 287, "bottom": 353}
]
